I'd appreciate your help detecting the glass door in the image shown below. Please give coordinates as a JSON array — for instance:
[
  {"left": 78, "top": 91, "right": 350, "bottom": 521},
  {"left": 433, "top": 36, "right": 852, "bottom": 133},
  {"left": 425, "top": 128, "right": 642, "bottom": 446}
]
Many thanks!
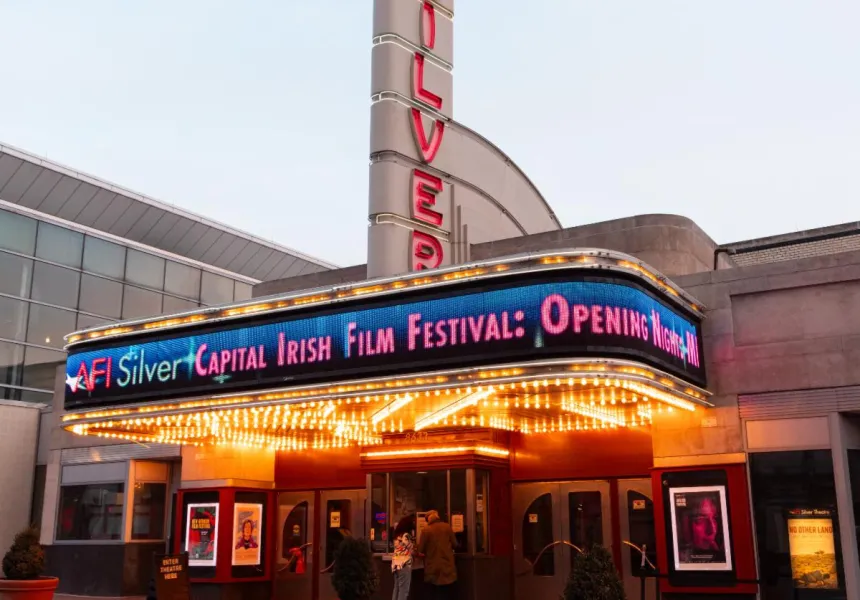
[
  {"left": 275, "top": 491, "right": 314, "bottom": 600},
  {"left": 318, "top": 489, "right": 366, "bottom": 600},
  {"left": 513, "top": 481, "right": 612, "bottom": 600},
  {"left": 618, "top": 479, "right": 658, "bottom": 600}
]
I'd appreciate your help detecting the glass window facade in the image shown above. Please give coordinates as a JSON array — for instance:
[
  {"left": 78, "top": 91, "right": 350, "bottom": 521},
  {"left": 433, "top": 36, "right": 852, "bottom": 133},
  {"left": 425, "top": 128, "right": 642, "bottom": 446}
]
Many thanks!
[
  {"left": 125, "top": 249, "right": 165, "bottom": 290},
  {"left": 78, "top": 275, "right": 123, "bottom": 319},
  {"left": 0, "top": 252, "right": 33, "bottom": 297},
  {"left": 0, "top": 210, "right": 38, "bottom": 254},
  {"left": 131, "top": 483, "right": 168, "bottom": 541},
  {"left": 56, "top": 483, "right": 125, "bottom": 541},
  {"left": 0, "top": 206, "right": 256, "bottom": 402},
  {"left": 370, "top": 469, "right": 484, "bottom": 555},
  {"left": 201, "top": 271, "right": 234, "bottom": 305},
  {"left": 31, "top": 262, "right": 80, "bottom": 309},
  {"left": 165, "top": 261, "right": 201, "bottom": 300},
  {"left": 36, "top": 222, "right": 83, "bottom": 268},
  {"left": 749, "top": 450, "right": 845, "bottom": 600}
]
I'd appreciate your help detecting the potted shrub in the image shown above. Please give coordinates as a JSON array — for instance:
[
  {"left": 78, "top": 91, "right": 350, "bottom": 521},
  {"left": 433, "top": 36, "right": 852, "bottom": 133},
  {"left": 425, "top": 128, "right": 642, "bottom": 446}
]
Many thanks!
[
  {"left": 563, "top": 545, "right": 626, "bottom": 600},
  {"left": 0, "top": 526, "right": 58, "bottom": 600},
  {"left": 331, "top": 536, "right": 379, "bottom": 600}
]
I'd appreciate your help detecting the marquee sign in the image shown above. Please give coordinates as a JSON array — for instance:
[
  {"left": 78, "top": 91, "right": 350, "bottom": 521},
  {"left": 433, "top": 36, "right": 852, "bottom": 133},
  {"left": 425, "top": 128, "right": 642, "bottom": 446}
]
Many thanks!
[{"left": 65, "top": 272, "right": 704, "bottom": 410}]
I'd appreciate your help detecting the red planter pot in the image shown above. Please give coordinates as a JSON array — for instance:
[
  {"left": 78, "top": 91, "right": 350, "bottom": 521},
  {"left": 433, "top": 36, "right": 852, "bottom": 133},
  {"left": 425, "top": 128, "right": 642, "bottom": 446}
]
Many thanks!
[{"left": 0, "top": 577, "right": 59, "bottom": 600}]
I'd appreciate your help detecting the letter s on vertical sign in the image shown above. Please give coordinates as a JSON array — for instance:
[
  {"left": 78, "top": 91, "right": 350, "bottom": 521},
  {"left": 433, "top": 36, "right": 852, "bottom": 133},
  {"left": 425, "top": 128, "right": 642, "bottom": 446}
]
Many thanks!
[
  {"left": 412, "top": 169, "right": 443, "bottom": 226},
  {"left": 412, "top": 230, "right": 444, "bottom": 270},
  {"left": 421, "top": 1, "right": 436, "bottom": 50}
]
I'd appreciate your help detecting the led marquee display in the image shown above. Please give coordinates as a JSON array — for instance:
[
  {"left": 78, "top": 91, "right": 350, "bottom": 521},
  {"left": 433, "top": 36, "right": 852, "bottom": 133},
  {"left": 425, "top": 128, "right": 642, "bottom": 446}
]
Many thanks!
[{"left": 64, "top": 274, "right": 705, "bottom": 410}]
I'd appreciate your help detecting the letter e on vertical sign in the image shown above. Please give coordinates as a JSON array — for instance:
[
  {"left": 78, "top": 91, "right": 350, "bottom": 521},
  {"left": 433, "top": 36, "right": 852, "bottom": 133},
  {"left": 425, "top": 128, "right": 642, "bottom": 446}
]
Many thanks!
[{"left": 412, "top": 170, "right": 443, "bottom": 226}]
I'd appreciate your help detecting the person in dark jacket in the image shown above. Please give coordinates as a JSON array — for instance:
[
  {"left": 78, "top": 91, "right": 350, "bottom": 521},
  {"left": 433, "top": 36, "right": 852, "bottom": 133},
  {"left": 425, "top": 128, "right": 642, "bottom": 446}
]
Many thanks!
[{"left": 416, "top": 510, "right": 457, "bottom": 600}]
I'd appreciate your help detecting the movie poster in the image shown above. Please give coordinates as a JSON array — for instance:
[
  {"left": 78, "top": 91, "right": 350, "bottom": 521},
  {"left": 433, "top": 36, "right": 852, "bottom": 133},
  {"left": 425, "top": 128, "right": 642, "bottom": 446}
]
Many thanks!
[
  {"left": 668, "top": 485, "right": 733, "bottom": 571},
  {"left": 787, "top": 508, "right": 838, "bottom": 589},
  {"left": 185, "top": 503, "right": 218, "bottom": 567},
  {"left": 232, "top": 503, "right": 263, "bottom": 566}
]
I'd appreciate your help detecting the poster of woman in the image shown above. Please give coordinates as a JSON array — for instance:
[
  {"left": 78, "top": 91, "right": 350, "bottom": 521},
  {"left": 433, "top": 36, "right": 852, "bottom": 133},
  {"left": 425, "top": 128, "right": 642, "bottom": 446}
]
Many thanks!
[
  {"left": 668, "top": 485, "right": 733, "bottom": 572},
  {"left": 185, "top": 503, "right": 218, "bottom": 567},
  {"left": 232, "top": 503, "right": 263, "bottom": 566}
]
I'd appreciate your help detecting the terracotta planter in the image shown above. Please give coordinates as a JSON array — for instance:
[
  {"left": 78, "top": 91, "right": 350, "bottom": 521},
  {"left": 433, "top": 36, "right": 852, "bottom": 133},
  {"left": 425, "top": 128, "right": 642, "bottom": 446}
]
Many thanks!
[{"left": 0, "top": 577, "right": 59, "bottom": 600}]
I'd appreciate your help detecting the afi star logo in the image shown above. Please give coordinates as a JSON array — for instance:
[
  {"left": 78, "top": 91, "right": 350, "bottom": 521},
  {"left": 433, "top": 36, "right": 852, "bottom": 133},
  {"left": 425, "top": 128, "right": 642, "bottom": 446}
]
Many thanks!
[{"left": 67, "top": 357, "right": 112, "bottom": 393}]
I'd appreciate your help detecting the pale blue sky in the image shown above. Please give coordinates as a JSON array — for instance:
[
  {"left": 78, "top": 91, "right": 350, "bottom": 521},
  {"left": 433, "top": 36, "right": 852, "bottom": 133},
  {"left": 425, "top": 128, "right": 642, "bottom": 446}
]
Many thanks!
[{"left": 1, "top": 1, "right": 858, "bottom": 267}]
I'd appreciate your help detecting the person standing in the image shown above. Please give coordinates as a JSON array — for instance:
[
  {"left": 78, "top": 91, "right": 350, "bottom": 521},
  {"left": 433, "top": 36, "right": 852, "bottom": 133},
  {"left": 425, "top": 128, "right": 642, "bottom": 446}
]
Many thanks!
[
  {"left": 391, "top": 516, "right": 415, "bottom": 600},
  {"left": 416, "top": 510, "right": 457, "bottom": 600}
]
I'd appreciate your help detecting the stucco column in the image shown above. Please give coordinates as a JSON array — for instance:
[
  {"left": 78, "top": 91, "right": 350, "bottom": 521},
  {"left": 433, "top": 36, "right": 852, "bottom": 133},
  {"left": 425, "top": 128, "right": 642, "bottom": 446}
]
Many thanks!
[
  {"left": 828, "top": 413, "right": 860, "bottom": 597},
  {"left": 0, "top": 400, "right": 43, "bottom": 552}
]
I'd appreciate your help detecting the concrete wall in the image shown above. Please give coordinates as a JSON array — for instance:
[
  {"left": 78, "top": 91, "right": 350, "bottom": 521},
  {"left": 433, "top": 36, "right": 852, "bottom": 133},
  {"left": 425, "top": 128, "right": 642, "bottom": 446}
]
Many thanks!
[
  {"left": 471, "top": 214, "right": 731, "bottom": 277},
  {"left": 254, "top": 214, "right": 730, "bottom": 298},
  {"left": 0, "top": 400, "right": 42, "bottom": 554},
  {"left": 654, "top": 248, "right": 860, "bottom": 466}
]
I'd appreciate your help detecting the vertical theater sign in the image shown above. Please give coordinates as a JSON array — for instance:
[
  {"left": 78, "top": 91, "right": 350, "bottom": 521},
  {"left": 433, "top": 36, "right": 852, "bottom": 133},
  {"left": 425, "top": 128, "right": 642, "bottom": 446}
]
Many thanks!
[{"left": 368, "top": 0, "right": 455, "bottom": 277}]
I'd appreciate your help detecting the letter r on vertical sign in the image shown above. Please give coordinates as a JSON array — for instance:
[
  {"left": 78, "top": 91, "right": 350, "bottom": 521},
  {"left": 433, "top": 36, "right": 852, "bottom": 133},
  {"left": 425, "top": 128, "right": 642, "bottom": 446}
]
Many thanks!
[
  {"left": 411, "top": 169, "right": 443, "bottom": 226},
  {"left": 412, "top": 230, "right": 444, "bottom": 270}
]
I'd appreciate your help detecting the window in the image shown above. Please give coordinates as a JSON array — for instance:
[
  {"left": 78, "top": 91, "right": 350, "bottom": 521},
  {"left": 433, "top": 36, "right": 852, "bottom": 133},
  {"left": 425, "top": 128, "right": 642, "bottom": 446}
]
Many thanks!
[
  {"left": 77, "top": 313, "right": 112, "bottom": 330},
  {"left": 30, "top": 262, "right": 80, "bottom": 309},
  {"left": 20, "top": 389, "right": 52, "bottom": 404},
  {"left": 234, "top": 282, "right": 252, "bottom": 302},
  {"left": 0, "top": 296, "right": 29, "bottom": 341},
  {"left": 132, "top": 483, "right": 167, "bottom": 540},
  {"left": 56, "top": 483, "right": 125, "bottom": 541},
  {"left": 23, "top": 346, "right": 66, "bottom": 391},
  {"left": 163, "top": 295, "right": 198, "bottom": 314},
  {"left": 0, "top": 385, "right": 21, "bottom": 401},
  {"left": 164, "top": 261, "right": 201, "bottom": 300},
  {"left": 122, "top": 286, "right": 162, "bottom": 320},
  {"left": 26, "top": 304, "right": 76, "bottom": 349},
  {"left": 451, "top": 469, "right": 467, "bottom": 552},
  {"left": 749, "top": 450, "right": 845, "bottom": 600},
  {"left": 281, "top": 501, "right": 309, "bottom": 570},
  {"left": 83, "top": 236, "right": 126, "bottom": 279},
  {"left": 78, "top": 274, "right": 123, "bottom": 319},
  {"left": 0, "top": 341, "right": 24, "bottom": 388},
  {"left": 523, "top": 493, "right": 555, "bottom": 576},
  {"left": 35, "top": 222, "right": 83, "bottom": 268},
  {"left": 325, "top": 499, "right": 351, "bottom": 567},
  {"left": 627, "top": 491, "right": 657, "bottom": 577},
  {"left": 201, "top": 272, "right": 233, "bottom": 305},
  {"left": 0, "top": 210, "right": 38, "bottom": 254},
  {"left": 475, "top": 470, "right": 489, "bottom": 553},
  {"left": 370, "top": 474, "right": 387, "bottom": 554},
  {"left": 125, "top": 249, "right": 165, "bottom": 290},
  {"left": 0, "top": 252, "right": 34, "bottom": 297}
]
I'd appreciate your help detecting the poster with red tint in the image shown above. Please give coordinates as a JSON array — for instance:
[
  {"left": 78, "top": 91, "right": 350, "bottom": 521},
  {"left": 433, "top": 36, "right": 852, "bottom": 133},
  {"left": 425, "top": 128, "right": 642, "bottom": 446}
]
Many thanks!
[
  {"left": 185, "top": 503, "right": 218, "bottom": 567},
  {"left": 668, "top": 486, "right": 732, "bottom": 572}
]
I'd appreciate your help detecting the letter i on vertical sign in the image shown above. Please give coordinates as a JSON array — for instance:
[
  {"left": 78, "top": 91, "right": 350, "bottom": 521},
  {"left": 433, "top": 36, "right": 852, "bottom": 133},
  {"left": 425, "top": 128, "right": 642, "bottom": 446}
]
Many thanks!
[{"left": 410, "top": 1, "right": 446, "bottom": 271}]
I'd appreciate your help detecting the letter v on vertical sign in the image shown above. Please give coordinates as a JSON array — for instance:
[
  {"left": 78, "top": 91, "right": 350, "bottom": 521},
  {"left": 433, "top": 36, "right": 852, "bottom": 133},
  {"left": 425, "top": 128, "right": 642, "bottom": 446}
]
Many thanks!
[
  {"left": 410, "top": 109, "right": 444, "bottom": 163},
  {"left": 412, "top": 169, "right": 443, "bottom": 226},
  {"left": 412, "top": 230, "right": 444, "bottom": 270}
]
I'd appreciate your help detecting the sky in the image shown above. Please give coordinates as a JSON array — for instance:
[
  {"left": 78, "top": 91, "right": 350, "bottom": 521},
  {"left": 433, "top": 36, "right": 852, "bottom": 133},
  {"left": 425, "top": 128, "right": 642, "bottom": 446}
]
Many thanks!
[{"left": 0, "top": 1, "right": 858, "bottom": 267}]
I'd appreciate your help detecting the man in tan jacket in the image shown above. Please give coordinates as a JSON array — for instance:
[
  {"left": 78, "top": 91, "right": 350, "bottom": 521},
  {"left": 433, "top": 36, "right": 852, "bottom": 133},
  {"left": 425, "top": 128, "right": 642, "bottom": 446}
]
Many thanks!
[{"left": 416, "top": 510, "right": 458, "bottom": 600}]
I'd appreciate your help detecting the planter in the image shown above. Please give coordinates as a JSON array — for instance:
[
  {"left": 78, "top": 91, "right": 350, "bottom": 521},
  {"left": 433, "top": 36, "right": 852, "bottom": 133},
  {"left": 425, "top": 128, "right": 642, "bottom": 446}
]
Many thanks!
[{"left": 0, "top": 577, "right": 59, "bottom": 600}]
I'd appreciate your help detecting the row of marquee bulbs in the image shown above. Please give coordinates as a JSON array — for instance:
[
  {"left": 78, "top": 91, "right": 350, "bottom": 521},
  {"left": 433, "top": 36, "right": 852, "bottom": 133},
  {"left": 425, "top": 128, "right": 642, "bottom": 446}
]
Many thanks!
[{"left": 69, "top": 383, "right": 677, "bottom": 451}]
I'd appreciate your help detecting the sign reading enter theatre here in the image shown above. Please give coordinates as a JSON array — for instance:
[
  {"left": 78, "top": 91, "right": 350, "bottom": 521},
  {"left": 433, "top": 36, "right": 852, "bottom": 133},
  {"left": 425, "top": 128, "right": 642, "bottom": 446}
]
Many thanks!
[{"left": 65, "top": 278, "right": 704, "bottom": 409}]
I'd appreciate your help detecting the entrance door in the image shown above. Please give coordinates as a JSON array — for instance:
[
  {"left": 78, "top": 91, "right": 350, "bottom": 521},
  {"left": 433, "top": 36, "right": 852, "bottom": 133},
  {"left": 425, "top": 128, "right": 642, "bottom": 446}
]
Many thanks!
[
  {"left": 275, "top": 492, "right": 314, "bottom": 600},
  {"left": 513, "top": 481, "right": 612, "bottom": 600},
  {"left": 618, "top": 479, "right": 658, "bottom": 600},
  {"left": 318, "top": 489, "right": 366, "bottom": 600}
]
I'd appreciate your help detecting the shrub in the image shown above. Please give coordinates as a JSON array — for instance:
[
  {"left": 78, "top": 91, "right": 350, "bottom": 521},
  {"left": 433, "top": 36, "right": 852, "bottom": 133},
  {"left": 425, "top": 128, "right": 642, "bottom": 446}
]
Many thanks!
[
  {"left": 331, "top": 536, "right": 379, "bottom": 600},
  {"left": 563, "top": 545, "right": 626, "bottom": 600},
  {"left": 2, "top": 526, "right": 45, "bottom": 580}
]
